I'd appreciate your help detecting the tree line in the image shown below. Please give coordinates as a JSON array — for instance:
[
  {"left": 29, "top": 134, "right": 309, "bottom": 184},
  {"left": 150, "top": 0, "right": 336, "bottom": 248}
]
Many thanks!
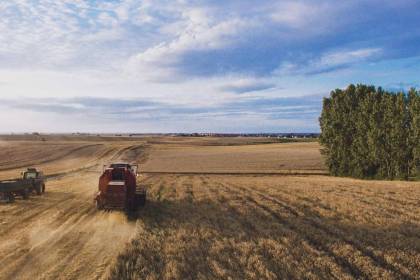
[{"left": 319, "top": 84, "right": 420, "bottom": 180}]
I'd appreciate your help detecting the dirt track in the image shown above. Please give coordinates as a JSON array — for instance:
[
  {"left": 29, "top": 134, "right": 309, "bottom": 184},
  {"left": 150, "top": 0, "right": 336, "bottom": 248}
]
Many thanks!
[{"left": 0, "top": 143, "right": 145, "bottom": 279}]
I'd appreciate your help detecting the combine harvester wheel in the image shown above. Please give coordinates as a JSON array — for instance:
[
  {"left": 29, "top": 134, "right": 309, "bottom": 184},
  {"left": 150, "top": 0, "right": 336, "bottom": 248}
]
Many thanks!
[{"left": 137, "top": 192, "right": 146, "bottom": 207}]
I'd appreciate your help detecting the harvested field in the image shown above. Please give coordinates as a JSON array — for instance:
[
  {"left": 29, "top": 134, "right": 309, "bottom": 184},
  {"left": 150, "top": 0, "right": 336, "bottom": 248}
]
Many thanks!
[
  {"left": 0, "top": 141, "right": 145, "bottom": 180},
  {"left": 0, "top": 141, "right": 145, "bottom": 279},
  {"left": 0, "top": 172, "right": 136, "bottom": 279},
  {"left": 142, "top": 142, "right": 325, "bottom": 174},
  {"left": 0, "top": 141, "right": 102, "bottom": 170},
  {"left": 112, "top": 175, "right": 420, "bottom": 280},
  {"left": 0, "top": 136, "right": 419, "bottom": 280}
]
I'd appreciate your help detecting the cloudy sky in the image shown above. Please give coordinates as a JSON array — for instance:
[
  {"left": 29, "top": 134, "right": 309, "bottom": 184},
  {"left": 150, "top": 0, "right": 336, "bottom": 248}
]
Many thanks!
[{"left": 1, "top": 0, "right": 420, "bottom": 133}]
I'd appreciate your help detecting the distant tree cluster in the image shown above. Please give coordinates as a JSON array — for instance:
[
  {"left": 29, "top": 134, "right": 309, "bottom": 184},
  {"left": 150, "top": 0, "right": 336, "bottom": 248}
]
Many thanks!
[{"left": 319, "top": 84, "right": 420, "bottom": 180}]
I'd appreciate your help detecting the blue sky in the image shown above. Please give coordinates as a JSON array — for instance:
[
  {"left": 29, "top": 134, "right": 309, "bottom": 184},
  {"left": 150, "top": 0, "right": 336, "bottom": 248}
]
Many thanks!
[{"left": 0, "top": 0, "right": 419, "bottom": 133}]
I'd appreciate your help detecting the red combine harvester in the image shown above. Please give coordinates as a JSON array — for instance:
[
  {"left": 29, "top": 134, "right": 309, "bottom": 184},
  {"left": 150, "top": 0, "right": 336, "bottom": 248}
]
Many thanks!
[{"left": 94, "top": 163, "right": 146, "bottom": 211}]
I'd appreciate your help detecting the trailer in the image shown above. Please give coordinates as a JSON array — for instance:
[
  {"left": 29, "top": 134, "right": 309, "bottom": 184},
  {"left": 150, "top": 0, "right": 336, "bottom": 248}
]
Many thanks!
[{"left": 0, "top": 168, "right": 46, "bottom": 203}]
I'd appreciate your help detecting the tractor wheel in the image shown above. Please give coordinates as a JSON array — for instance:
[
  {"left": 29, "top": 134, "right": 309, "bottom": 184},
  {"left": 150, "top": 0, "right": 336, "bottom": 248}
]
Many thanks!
[
  {"left": 22, "top": 188, "right": 29, "bottom": 200},
  {"left": 41, "top": 184, "right": 45, "bottom": 194},
  {"left": 35, "top": 184, "right": 42, "bottom": 195},
  {"left": 6, "top": 193, "right": 15, "bottom": 203}
]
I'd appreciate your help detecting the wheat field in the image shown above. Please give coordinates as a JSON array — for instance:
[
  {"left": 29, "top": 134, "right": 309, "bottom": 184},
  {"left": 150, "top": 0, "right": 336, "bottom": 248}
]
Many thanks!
[
  {"left": 111, "top": 174, "right": 420, "bottom": 280},
  {"left": 0, "top": 136, "right": 418, "bottom": 280}
]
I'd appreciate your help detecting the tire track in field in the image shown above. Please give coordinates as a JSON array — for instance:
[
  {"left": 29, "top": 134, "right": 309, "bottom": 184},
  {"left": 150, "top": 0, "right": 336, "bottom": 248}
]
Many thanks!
[
  {"left": 0, "top": 144, "right": 104, "bottom": 172},
  {"left": 197, "top": 175, "right": 351, "bottom": 279},
  {"left": 259, "top": 184, "right": 420, "bottom": 241},
  {"left": 203, "top": 177, "right": 358, "bottom": 280},
  {"left": 194, "top": 175, "right": 281, "bottom": 280},
  {"left": 324, "top": 186, "right": 420, "bottom": 223},
  {"left": 198, "top": 176, "right": 303, "bottom": 280},
  {"left": 233, "top": 183, "right": 394, "bottom": 279},
  {"left": 200, "top": 176, "right": 260, "bottom": 237},
  {"left": 207, "top": 178, "right": 364, "bottom": 278},
  {"left": 247, "top": 183, "right": 420, "bottom": 279},
  {"left": 0, "top": 205, "right": 96, "bottom": 278},
  {"left": 313, "top": 185, "right": 419, "bottom": 223},
  {"left": 200, "top": 176, "right": 354, "bottom": 279},
  {"left": 44, "top": 144, "right": 145, "bottom": 180},
  {"left": 0, "top": 193, "right": 77, "bottom": 237},
  {"left": 226, "top": 181, "right": 415, "bottom": 280},
  {"left": 0, "top": 143, "right": 148, "bottom": 280}
]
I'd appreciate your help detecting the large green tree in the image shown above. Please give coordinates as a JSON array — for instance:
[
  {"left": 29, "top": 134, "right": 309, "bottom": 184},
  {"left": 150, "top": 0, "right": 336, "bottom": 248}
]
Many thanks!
[
  {"left": 319, "top": 84, "right": 419, "bottom": 180},
  {"left": 408, "top": 89, "right": 420, "bottom": 177}
]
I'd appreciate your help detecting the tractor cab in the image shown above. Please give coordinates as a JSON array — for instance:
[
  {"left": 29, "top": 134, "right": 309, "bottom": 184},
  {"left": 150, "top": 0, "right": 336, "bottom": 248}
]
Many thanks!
[{"left": 22, "top": 168, "right": 43, "bottom": 180}]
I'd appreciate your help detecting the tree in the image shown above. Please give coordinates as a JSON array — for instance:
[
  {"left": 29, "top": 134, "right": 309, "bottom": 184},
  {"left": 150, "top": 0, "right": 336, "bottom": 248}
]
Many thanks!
[
  {"left": 408, "top": 89, "right": 420, "bottom": 177},
  {"left": 319, "top": 84, "right": 419, "bottom": 180}
]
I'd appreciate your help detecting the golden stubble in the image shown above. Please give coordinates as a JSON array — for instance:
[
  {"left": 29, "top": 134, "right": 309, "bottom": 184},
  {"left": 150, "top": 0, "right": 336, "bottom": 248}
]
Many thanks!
[{"left": 0, "top": 137, "right": 418, "bottom": 280}]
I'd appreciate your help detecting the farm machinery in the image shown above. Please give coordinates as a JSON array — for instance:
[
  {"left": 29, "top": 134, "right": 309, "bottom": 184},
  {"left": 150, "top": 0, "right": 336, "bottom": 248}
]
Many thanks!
[
  {"left": 0, "top": 168, "right": 46, "bottom": 202},
  {"left": 94, "top": 163, "right": 146, "bottom": 211}
]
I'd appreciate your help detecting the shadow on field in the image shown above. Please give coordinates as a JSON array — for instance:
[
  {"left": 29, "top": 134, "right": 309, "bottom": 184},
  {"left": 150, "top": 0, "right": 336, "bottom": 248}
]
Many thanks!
[
  {"left": 0, "top": 190, "right": 77, "bottom": 207},
  {"left": 113, "top": 197, "right": 420, "bottom": 280}
]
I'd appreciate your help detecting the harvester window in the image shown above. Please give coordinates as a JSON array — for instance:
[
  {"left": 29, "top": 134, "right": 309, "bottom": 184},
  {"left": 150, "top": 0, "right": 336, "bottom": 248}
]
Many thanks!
[{"left": 111, "top": 169, "right": 124, "bottom": 181}]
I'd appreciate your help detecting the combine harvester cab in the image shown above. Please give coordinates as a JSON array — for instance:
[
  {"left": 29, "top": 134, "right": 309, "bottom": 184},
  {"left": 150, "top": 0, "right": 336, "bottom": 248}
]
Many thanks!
[{"left": 95, "top": 163, "right": 146, "bottom": 212}]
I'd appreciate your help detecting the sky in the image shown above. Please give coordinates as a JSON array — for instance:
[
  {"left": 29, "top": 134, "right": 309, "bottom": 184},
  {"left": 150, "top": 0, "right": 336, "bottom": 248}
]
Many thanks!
[{"left": 0, "top": 0, "right": 420, "bottom": 133}]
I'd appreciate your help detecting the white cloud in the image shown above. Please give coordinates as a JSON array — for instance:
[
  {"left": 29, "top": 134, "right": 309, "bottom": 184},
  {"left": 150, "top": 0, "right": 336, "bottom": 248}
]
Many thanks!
[
  {"left": 0, "top": 0, "right": 165, "bottom": 69},
  {"left": 79, "top": 28, "right": 123, "bottom": 43},
  {"left": 268, "top": 0, "right": 346, "bottom": 34},
  {"left": 316, "top": 48, "right": 382, "bottom": 68},
  {"left": 270, "top": 2, "right": 322, "bottom": 28},
  {"left": 275, "top": 48, "right": 383, "bottom": 76},
  {"left": 218, "top": 78, "right": 276, "bottom": 94},
  {"left": 126, "top": 7, "right": 249, "bottom": 81}
]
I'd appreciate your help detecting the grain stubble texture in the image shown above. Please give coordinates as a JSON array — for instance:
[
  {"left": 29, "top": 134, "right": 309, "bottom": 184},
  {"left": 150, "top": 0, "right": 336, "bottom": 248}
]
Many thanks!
[
  {"left": 111, "top": 174, "right": 420, "bottom": 280},
  {"left": 0, "top": 138, "right": 419, "bottom": 280},
  {"left": 0, "top": 142, "right": 145, "bottom": 279}
]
